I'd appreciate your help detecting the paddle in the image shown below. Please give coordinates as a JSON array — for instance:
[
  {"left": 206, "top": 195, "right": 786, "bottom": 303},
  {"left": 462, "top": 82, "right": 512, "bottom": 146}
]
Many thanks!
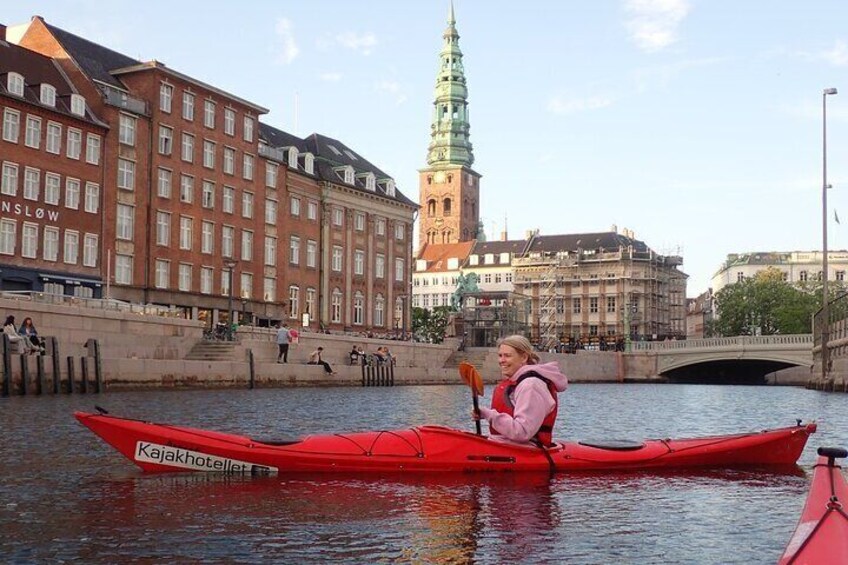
[{"left": 459, "top": 362, "right": 484, "bottom": 435}]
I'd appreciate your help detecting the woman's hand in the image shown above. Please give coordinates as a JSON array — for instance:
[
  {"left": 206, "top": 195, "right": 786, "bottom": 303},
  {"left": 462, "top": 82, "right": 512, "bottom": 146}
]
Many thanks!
[{"left": 471, "top": 408, "right": 481, "bottom": 421}]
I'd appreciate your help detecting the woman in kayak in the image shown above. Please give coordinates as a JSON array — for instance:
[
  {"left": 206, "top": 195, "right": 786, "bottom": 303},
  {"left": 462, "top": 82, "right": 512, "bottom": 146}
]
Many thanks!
[{"left": 475, "top": 335, "right": 568, "bottom": 446}]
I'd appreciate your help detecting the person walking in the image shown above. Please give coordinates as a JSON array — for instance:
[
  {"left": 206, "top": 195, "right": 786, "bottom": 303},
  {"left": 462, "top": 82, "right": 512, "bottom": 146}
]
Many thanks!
[
  {"left": 275, "top": 323, "right": 291, "bottom": 363},
  {"left": 308, "top": 347, "right": 335, "bottom": 375}
]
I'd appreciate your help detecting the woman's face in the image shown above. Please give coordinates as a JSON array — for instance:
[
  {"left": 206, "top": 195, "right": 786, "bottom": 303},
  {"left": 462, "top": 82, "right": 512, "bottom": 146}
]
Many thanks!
[{"left": 498, "top": 344, "right": 529, "bottom": 379}]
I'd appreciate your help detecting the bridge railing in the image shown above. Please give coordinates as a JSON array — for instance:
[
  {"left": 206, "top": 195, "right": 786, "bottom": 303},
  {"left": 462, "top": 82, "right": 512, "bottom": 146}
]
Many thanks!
[{"left": 631, "top": 334, "right": 813, "bottom": 351}]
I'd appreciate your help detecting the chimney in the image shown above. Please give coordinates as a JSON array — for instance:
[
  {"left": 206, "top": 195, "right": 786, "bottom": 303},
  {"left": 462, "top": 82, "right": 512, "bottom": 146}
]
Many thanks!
[
  {"left": 0, "top": 24, "right": 7, "bottom": 41},
  {"left": 501, "top": 214, "right": 508, "bottom": 241}
]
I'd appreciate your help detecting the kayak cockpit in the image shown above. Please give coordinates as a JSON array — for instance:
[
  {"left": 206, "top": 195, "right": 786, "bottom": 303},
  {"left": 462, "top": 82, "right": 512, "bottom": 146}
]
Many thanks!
[{"left": 577, "top": 439, "right": 646, "bottom": 451}]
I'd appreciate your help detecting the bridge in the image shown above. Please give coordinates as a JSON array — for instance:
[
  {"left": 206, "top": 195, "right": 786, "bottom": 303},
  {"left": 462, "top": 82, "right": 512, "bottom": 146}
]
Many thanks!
[{"left": 631, "top": 335, "right": 813, "bottom": 383}]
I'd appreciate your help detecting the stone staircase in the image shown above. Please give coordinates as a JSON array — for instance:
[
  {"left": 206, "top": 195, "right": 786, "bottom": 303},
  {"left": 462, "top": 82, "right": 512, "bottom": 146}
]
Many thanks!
[
  {"left": 185, "top": 340, "right": 239, "bottom": 361},
  {"left": 443, "top": 347, "right": 492, "bottom": 369}
]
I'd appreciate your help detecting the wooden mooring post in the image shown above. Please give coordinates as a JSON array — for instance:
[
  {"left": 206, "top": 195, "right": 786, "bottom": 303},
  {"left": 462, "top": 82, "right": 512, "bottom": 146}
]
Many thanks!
[{"left": 361, "top": 363, "right": 395, "bottom": 387}]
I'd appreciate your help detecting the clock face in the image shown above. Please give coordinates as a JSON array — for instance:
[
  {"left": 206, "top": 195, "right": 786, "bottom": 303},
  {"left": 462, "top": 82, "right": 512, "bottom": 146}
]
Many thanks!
[{"left": 434, "top": 171, "right": 446, "bottom": 183}]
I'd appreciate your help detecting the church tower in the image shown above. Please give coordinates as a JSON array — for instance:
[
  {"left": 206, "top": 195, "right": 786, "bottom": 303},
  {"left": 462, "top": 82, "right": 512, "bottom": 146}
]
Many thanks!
[{"left": 418, "top": 2, "right": 482, "bottom": 250}]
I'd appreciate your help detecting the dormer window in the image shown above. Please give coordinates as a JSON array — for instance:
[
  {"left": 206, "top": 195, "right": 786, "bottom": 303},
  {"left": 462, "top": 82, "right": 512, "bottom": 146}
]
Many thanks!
[
  {"left": 469, "top": 255, "right": 479, "bottom": 266},
  {"left": 40, "top": 84, "right": 57, "bottom": 107},
  {"left": 70, "top": 94, "right": 86, "bottom": 117},
  {"left": 357, "top": 172, "right": 376, "bottom": 191},
  {"left": 379, "top": 179, "right": 396, "bottom": 197},
  {"left": 500, "top": 252, "right": 510, "bottom": 263},
  {"left": 304, "top": 153, "right": 314, "bottom": 174},
  {"left": 484, "top": 253, "right": 494, "bottom": 265},
  {"left": 335, "top": 165, "right": 354, "bottom": 185},
  {"left": 287, "top": 147, "right": 298, "bottom": 168},
  {"left": 7, "top": 73, "right": 24, "bottom": 97}
]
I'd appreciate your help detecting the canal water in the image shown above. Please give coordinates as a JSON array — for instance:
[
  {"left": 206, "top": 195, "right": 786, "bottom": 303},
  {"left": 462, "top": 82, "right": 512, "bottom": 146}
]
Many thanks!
[{"left": 2, "top": 384, "right": 847, "bottom": 564}]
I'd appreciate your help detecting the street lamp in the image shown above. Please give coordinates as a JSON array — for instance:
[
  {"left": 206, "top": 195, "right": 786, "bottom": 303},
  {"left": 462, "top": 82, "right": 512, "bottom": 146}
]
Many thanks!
[
  {"left": 821, "top": 87, "right": 837, "bottom": 382},
  {"left": 224, "top": 259, "right": 237, "bottom": 341}
]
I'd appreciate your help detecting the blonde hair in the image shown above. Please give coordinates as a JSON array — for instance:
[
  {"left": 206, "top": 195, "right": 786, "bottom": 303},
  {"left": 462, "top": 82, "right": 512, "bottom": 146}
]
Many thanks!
[{"left": 497, "top": 335, "right": 539, "bottom": 365}]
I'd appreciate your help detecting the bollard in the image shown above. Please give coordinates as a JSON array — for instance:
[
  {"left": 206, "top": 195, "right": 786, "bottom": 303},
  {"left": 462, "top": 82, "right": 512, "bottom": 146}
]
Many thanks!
[
  {"left": 50, "top": 337, "right": 61, "bottom": 394},
  {"left": 361, "top": 363, "right": 366, "bottom": 387},
  {"left": 248, "top": 349, "right": 255, "bottom": 390},
  {"left": 66, "top": 356, "right": 75, "bottom": 394},
  {"left": 80, "top": 356, "right": 89, "bottom": 394},
  {"left": 20, "top": 354, "right": 29, "bottom": 396},
  {"left": 36, "top": 355, "right": 45, "bottom": 395},
  {"left": 389, "top": 364, "right": 394, "bottom": 386},
  {"left": 85, "top": 339, "right": 103, "bottom": 394},
  {"left": 2, "top": 335, "right": 11, "bottom": 397}
]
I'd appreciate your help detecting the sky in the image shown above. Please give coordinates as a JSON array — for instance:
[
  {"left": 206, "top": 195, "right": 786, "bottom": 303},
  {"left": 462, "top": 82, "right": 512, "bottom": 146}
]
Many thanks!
[{"left": 6, "top": 0, "right": 848, "bottom": 297}]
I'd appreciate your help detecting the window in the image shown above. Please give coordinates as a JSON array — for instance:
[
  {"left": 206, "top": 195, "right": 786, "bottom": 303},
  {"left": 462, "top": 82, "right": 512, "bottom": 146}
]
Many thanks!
[
  {"left": 243, "top": 116, "right": 254, "bottom": 142},
  {"left": 243, "top": 153, "right": 254, "bottom": 180},
  {"left": 306, "top": 288, "right": 316, "bottom": 318},
  {"left": 66, "top": 128, "right": 82, "bottom": 159},
  {"left": 224, "top": 108, "right": 235, "bottom": 135},
  {"left": 201, "top": 221, "right": 214, "bottom": 254},
  {"left": 160, "top": 83, "right": 173, "bottom": 113},
  {"left": 25, "top": 116, "right": 41, "bottom": 149},
  {"left": 332, "top": 246, "right": 343, "bottom": 272},
  {"left": 65, "top": 178, "right": 80, "bottom": 209},
  {"left": 376, "top": 219, "right": 386, "bottom": 236},
  {"left": 376, "top": 254, "right": 385, "bottom": 278},
  {"left": 355, "top": 212, "right": 365, "bottom": 231},
  {"left": 264, "top": 277, "right": 276, "bottom": 302},
  {"left": 395, "top": 222, "right": 405, "bottom": 240},
  {"left": 83, "top": 233, "right": 98, "bottom": 267},
  {"left": 266, "top": 162, "right": 278, "bottom": 187},
  {"left": 288, "top": 147, "right": 298, "bottom": 168},
  {"left": 264, "top": 236, "right": 277, "bottom": 266},
  {"left": 46, "top": 122, "right": 61, "bottom": 154},
  {"left": 307, "top": 201, "right": 318, "bottom": 221},
  {"left": 115, "top": 254, "right": 133, "bottom": 284},
  {"left": 204, "top": 100, "right": 216, "bottom": 128},
  {"left": 201, "top": 267, "right": 214, "bottom": 294},
  {"left": 158, "top": 125, "right": 173, "bottom": 155},
  {"left": 119, "top": 114, "right": 136, "bottom": 146},
  {"left": 800, "top": 271, "right": 808, "bottom": 282},
  {"left": 333, "top": 208, "right": 343, "bottom": 226},
  {"left": 7, "top": 73, "right": 24, "bottom": 96},
  {"left": 590, "top": 297, "right": 599, "bottom": 314},
  {"left": 289, "top": 236, "right": 300, "bottom": 264},
  {"left": 179, "top": 217, "right": 193, "bottom": 250},
  {"left": 182, "top": 92, "right": 195, "bottom": 121},
  {"left": 1, "top": 219, "right": 17, "bottom": 255},
  {"left": 223, "top": 147, "right": 235, "bottom": 174},
  {"left": 180, "top": 174, "right": 194, "bottom": 203},
  {"left": 86, "top": 133, "right": 100, "bottom": 164},
  {"left": 63, "top": 230, "right": 79, "bottom": 264},
  {"left": 223, "top": 186, "right": 235, "bottom": 213},
  {"left": 221, "top": 267, "right": 231, "bottom": 296},
  {"left": 181, "top": 133, "right": 194, "bottom": 162},
  {"left": 331, "top": 288, "right": 342, "bottom": 323},
  {"left": 71, "top": 94, "right": 86, "bottom": 116},
  {"left": 289, "top": 286, "right": 299, "bottom": 318},
  {"left": 241, "top": 229, "right": 253, "bottom": 261},
  {"left": 40, "top": 84, "right": 56, "bottom": 107},
  {"left": 155, "top": 260, "right": 169, "bottom": 288},
  {"left": 157, "top": 168, "right": 172, "bottom": 198},
  {"left": 607, "top": 296, "right": 617, "bottom": 313},
  {"left": 45, "top": 173, "right": 60, "bottom": 205},
  {"left": 354, "top": 249, "right": 365, "bottom": 275},
  {"left": 3, "top": 109, "right": 20, "bottom": 142},
  {"left": 395, "top": 258, "right": 405, "bottom": 281},
  {"left": 306, "top": 240, "right": 317, "bottom": 268},
  {"left": 156, "top": 211, "right": 171, "bottom": 246},
  {"left": 573, "top": 298, "right": 582, "bottom": 314},
  {"left": 375, "top": 295, "right": 385, "bottom": 326},
  {"left": 117, "top": 158, "right": 135, "bottom": 190},
  {"left": 23, "top": 168, "right": 39, "bottom": 200},
  {"left": 304, "top": 153, "right": 314, "bottom": 174},
  {"left": 290, "top": 196, "right": 300, "bottom": 216},
  {"left": 116, "top": 204, "right": 134, "bottom": 240},
  {"left": 179, "top": 264, "right": 192, "bottom": 291},
  {"left": 203, "top": 140, "right": 215, "bottom": 168},
  {"left": 353, "top": 292, "right": 364, "bottom": 325},
  {"left": 222, "top": 226, "right": 234, "bottom": 257},
  {"left": 202, "top": 181, "right": 215, "bottom": 208},
  {"left": 1, "top": 162, "right": 18, "bottom": 196},
  {"left": 265, "top": 198, "right": 277, "bottom": 224},
  {"left": 737, "top": 272, "right": 744, "bottom": 282},
  {"left": 838, "top": 271, "right": 846, "bottom": 282},
  {"left": 240, "top": 272, "right": 253, "bottom": 299},
  {"left": 43, "top": 227, "right": 59, "bottom": 261},
  {"left": 21, "top": 223, "right": 37, "bottom": 258},
  {"left": 242, "top": 191, "right": 254, "bottom": 219}
]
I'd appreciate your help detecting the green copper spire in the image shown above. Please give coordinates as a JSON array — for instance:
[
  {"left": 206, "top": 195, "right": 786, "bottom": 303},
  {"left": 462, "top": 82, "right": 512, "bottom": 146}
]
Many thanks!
[{"left": 426, "top": 2, "right": 474, "bottom": 167}]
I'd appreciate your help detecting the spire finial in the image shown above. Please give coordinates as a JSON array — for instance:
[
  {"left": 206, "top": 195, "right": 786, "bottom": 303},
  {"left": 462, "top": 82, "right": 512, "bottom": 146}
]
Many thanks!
[{"left": 448, "top": 0, "right": 455, "bottom": 25}]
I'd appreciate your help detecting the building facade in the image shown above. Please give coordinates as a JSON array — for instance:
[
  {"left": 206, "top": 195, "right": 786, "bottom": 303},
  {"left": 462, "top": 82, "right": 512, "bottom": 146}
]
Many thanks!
[
  {"left": 711, "top": 251, "right": 848, "bottom": 294},
  {"left": 5, "top": 16, "right": 416, "bottom": 333}
]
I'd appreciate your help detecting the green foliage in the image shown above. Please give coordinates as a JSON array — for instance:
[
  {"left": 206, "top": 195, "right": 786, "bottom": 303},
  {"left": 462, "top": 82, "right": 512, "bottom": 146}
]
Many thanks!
[
  {"left": 412, "top": 306, "right": 452, "bottom": 343},
  {"left": 713, "top": 267, "right": 819, "bottom": 336}
]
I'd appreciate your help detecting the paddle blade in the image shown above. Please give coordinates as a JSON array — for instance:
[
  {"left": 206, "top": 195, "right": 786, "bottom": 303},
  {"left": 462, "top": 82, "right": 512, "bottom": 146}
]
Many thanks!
[{"left": 459, "top": 362, "right": 484, "bottom": 395}]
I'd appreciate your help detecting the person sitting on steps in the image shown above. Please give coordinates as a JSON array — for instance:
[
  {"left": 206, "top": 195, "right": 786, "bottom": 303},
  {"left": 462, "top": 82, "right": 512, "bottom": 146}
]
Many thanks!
[
  {"left": 19, "top": 316, "right": 46, "bottom": 354},
  {"left": 3, "top": 315, "right": 36, "bottom": 354},
  {"left": 308, "top": 347, "right": 335, "bottom": 375}
]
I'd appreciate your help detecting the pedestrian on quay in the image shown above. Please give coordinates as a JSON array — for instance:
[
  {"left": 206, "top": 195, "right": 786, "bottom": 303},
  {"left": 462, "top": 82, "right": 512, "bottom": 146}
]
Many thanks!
[
  {"left": 276, "top": 322, "right": 291, "bottom": 363},
  {"left": 308, "top": 347, "right": 336, "bottom": 375},
  {"left": 473, "top": 335, "right": 568, "bottom": 446}
]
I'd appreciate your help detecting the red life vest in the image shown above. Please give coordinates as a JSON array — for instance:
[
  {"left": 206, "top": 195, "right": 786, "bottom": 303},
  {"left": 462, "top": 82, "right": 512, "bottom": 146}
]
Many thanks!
[{"left": 489, "top": 371, "right": 558, "bottom": 446}]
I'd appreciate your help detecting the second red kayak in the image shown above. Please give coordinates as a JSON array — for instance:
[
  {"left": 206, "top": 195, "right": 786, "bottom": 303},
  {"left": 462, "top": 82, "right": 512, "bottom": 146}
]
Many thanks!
[{"left": 778, "top": 446, "right": 848, "bottom": 565}]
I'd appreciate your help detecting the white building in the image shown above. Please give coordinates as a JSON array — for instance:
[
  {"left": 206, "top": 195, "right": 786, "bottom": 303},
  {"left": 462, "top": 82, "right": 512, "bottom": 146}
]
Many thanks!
[{"left": 711, "top": 251, "right": 848, "bottom": 294}]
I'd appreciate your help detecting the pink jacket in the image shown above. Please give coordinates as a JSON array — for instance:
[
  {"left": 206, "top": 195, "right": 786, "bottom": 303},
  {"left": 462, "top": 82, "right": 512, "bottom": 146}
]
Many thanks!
[{"left": 478, "top": 362, "right": 569, "bottom": 444}]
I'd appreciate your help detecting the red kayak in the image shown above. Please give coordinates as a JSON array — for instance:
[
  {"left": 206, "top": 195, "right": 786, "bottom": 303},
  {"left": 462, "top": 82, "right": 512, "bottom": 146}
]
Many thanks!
[
  {"left": 778, "top": 447, "right": 848, "bottom": 565},
  {"left": 75, "top": 411, "right": 815, "bottom": 475}
]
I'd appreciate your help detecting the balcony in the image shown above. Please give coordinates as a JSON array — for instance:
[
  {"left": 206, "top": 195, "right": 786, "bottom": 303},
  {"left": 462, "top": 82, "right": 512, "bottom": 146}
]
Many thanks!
[{"left": 101, "top": 86, "right": 148, "bottom": 115}]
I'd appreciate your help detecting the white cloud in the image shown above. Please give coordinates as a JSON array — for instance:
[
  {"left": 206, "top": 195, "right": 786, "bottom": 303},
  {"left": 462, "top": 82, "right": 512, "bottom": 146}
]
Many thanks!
[
  {"left": 624, "top": 0, "right": 690, "bottom": 53},
  {"left": 547, "top": 93, "right": 614, "bottom": 115},
  {"left": 375, "top": 80, "right": 407, "bottom": 106},
  {"left": 274, "top": 18, "right": 299, "bottom": 65},
  {"left": 319, "top": 72, "right": 343, "bottom": 82},
  {"left": 821, "top": 40, "right": 848, "bottom": 66},
  {"left": 336, "top": 31, "right": 378, "bottom": 55}
]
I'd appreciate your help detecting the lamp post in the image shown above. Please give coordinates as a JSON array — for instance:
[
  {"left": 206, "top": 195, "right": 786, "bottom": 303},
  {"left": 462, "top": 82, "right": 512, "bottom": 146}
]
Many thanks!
[
  {"left": 224, "top": 259, "right": 237, "bottom": 341},
  {"left": 822, "top": 87, "right": 838, "bottom": 382}
]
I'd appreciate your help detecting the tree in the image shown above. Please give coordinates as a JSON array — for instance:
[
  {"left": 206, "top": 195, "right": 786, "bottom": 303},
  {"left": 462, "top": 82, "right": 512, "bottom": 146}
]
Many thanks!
[
  {"left": 713, "top": 267, "right": 819, "bottom": 336},
  {"left": 412, "top": 306, "right": 452, "bottom": 343}
]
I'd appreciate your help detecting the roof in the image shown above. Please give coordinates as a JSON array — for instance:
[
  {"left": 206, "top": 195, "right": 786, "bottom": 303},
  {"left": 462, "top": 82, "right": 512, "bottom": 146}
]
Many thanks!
[
  {"left": 259, "top": 122, "right": 309, "bottom": 153},
  {"left": 523, "top": 232, "right": 649, "bottom": 255},
  {"left": 415, "top": 241, "right": 476, "bottom": 273},
  {"left": 471, "top": 238, "right": 530, "bottom": 258}
]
